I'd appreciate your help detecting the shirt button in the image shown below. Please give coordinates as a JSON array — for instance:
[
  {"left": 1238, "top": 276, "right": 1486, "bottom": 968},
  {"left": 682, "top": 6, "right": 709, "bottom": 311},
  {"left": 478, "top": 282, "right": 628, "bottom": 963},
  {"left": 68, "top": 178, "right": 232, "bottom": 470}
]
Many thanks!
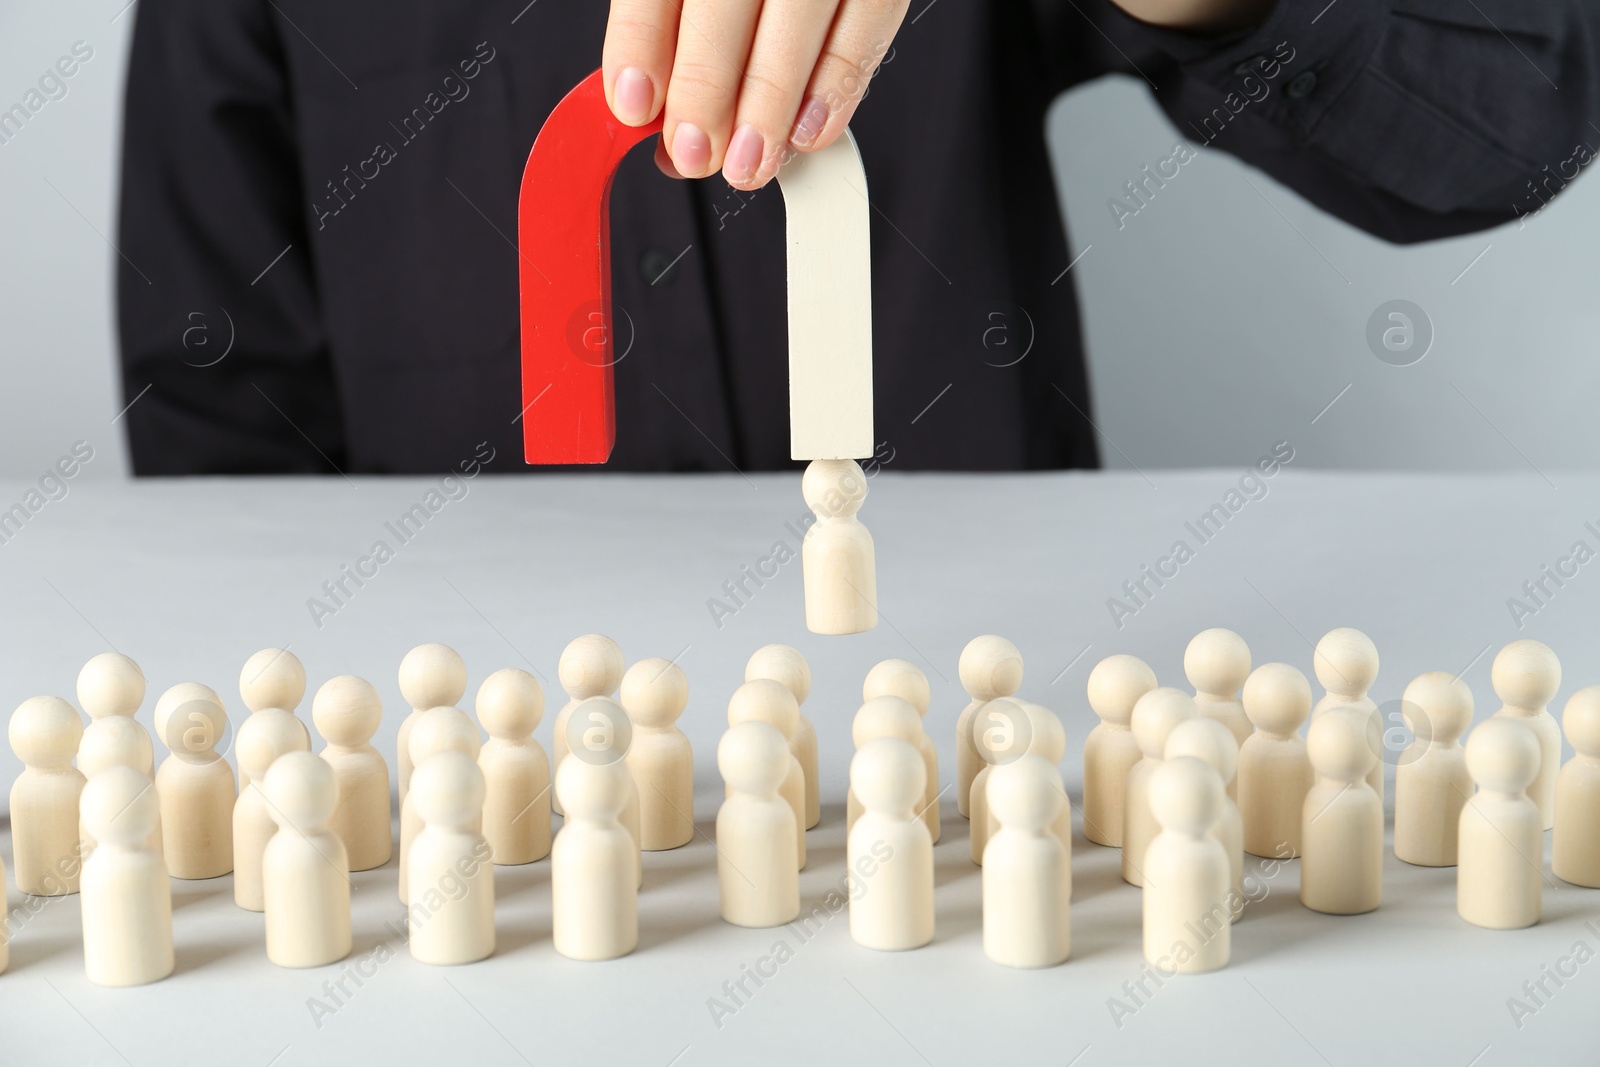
[
  {"left": 640, "top": 248, "right": 681, "bottom": 286},
  {"left": 1234, "top": 55, "right": 1267, "bottom": 76},
  {"left": 1286, "top": 71, "right": 1318, "bottom": 99}
]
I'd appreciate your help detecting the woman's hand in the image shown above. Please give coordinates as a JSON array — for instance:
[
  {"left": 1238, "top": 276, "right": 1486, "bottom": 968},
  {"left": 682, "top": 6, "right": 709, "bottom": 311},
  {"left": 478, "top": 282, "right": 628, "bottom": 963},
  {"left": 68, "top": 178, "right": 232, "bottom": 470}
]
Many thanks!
[{"left": 602, "top": 0, "right": 909, "bottom": 190}]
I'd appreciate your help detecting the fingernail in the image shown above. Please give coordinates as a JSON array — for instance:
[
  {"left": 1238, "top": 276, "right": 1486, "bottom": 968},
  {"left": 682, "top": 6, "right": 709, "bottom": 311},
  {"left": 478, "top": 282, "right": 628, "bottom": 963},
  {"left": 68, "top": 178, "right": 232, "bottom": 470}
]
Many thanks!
[
  {"left": 671, "top": 122, "right": 712, "bottom": 177},
  {"left": 724, "top": 124, "right": 764, "bottom": 185},
  {"left": 613, "top": 67, "right": 654, "bottom": 125},
  {"left": 790, "top": 96, "right": 830, "bottom": 148}
]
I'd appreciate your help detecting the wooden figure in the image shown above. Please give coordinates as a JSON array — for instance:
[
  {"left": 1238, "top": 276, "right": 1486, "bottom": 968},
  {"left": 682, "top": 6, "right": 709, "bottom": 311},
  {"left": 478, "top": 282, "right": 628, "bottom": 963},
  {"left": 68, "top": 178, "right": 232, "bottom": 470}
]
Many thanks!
[
  {"left": 1185, "top": 628, "right": 1252, "bottom": 749},
  {"left": 1083, "top": 653, "right": 1157, "bottom": 847},
  {"left": 1459, "top": 718, "right": 1542, "bottom": 929},
  {"left": 564, "top": 695, "right": 642, "bottom": 886},
  {"left": 716, "top": 722, "right": 800, "bottom": 928},
  {"left": 399, "top": 705, "right": 481, "bottom": 904},
  {"left": 396, "top": 642, "right": 467, "bottom": 805},
  {"left": 983, "top": 754, "right": 1070, "bottom": 968},
  {"left": 1239, "top": 663, "right": 1313, "bottom": 859},
  {"left": 1393, "top": 671, "right": 1474, "bottom": 868},
  {"left": 1144, "top": 756, "right": 1230, "bottom": 974},
  {"left": 1312, "top": 627, "right": 1383, "bottom": 803},
  {"left": 1122, "top": 688, "right": 1197, "bottom": 886},
  {"left": 312, "top": 675, "right": 392, "bottom": 872},
  {"left": 848, "top": 738, "right": 933, "bottom": 951},
  {"left": 80, "top": 766, "right": 173, "bottom": 986},
  {"left": 1490, "top": 639, "right": 1562, "bottom": 829},
  {"left": 237, "top": 647, "right": 311, "bottom": 791},
  {"left": 233, "top": 704, "right": 312, "bottom": 910},
  {"left": 551, "top": 755, "right": 637, "bottom": 961},
  {"left": 408, "top": 751, "right": 495, "bottom": 964},
  {"left": 848, "top": 695, "right": 924, "bottom": 835},
  {"left": 550, "top": 634, "right": 624, "bottom": 816},
  {"left": 1555, "top": 685, "right": 1600, "bottom": 887},
  {"left": 955, "top": 635, "right": 1024, "bottom": 819},
  {"left": 262, "top": 752, "right": 352, "bottom": 968},
  {"left": 863, "top": 658, "right": 939, "bottom": 842},
  {"left": 75, "top": 654, "right": 160, "bottom": 859},
  {"left": 802, "top": 459, "right": 877, "bottom": 635},
  {"left": 744, "top": 644, "right": 820, "bottom": 829},
  {"left": 622, "top": 658, "right": 693, "bottom": 851},
  {"left": 155, "top": 685, "right": 235, "bottom": 879},
  {"left": 1165, "top": 717, "right": 1243, "bottom": 919},
  {"left": 972, "top": 700, "right": 1068, "bottom": 864},
  {"left": 728, "top": 680, "right": 806, "bottom": 869},
  {"left": 10, "top": 696, "right": 86, "bottom": 896},
  {"left": 1301, "top": 706, "right": 1383, "bottom": 915},
  {"left": 475, "top": 668, "right": 551, "bottom": 865}
]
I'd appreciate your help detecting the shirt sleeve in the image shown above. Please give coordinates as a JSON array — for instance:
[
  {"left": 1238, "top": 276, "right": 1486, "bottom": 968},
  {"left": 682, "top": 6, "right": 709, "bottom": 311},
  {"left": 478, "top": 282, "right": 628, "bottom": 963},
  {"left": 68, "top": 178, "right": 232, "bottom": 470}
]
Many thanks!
[
  {"left": 1113, "top": 0, "right": 1600, "bottom": 242},
  {"left": 117, "top": 0, "right": 347, "bottom": 474}
]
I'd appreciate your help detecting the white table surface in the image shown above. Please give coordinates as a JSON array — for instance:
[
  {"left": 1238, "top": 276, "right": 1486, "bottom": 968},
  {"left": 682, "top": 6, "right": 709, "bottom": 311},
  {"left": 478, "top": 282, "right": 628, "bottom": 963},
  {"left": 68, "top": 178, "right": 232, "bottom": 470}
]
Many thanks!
[{"left": 1, "top": 469, "right": 1598, "bottom": 1067}]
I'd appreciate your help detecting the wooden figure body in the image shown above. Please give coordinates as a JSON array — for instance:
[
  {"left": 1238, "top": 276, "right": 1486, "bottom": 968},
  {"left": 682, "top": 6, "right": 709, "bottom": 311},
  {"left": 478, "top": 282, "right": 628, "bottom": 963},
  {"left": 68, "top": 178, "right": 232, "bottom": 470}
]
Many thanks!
[
  {"left": 716, "top": 722, "right": 800, "bottom": 928},
  {"left": 1083, "top": 653, "right": 1157, "bottom": 847},
  {"left": 1301, "top": 707, "right": 1383, "bottom": 915},
  {"left": 262, "top": 753, "right": 352, "bottom": 968},
  {"left": 974, "top": 701, "right": 1069, "bottom": 864},
  {"left": 622, "top": 658, "right": 693, "bottom": 851},
  {"left": 10, "top": 696, "right": 87, "bottom": 895},
  {"left": 728, "top": 680, "right": 806, "bottom": 869},
  {"left": 954, "top": 635, "right": 1024, "bottom": 819},
  {"left": 80, "top": 766, "right": 173, "bottom": 986},
  {"left": 1393, "top": 671, "right": 1474, "bottom": 867},
  {"left": 745, "top": 644, "right": 820, "bottom": 829},
  {"left": 76, "top": 653, "right": 155, "bottom": 854},
  {"left": 475, "top": 668, "right": 550, "bottom": 865},
  {"left": 1459, "top": 718, "right": 1542, "bottom": 929},
  {"left": 1239, "top": 663, "right": 1313, "bottom": 859},
  {"left": 1185, "top": 628, "right": 1252, "bottom": 751},
  {"left": 864, "top": 659, "right": 938, "bottom": 842},
  {"left": 400, "top": 706, "right": 481, "bottom": 903},
  {"left": 552, "top": 756, "right": 637, "bottom": 961},
  {"left": 312, "top": 675, "right": 392, "bottom": 872},
  {"left": 1165, "top": 717, "right": 1244, "bottom": 919},
  {"left": 848, "top": 695, "right": 923, "bottom": 836},
  {"left": 396, "top": 643, "right": 467, "bottom": 805},
  {"left": 802, "top": 459, "right": 876, "bottom": 635},
  {"left": 1555, "top": 686, "right": 1600, "bottom": 887},
  {"left": 1490, "top": 639, "right": 1562, "bottom": 830},
  {"left": 156, "top": 687, "right": 236, "bottom": 879},
  {"left": 233, "top": 706, "right": 311, "bottom": 910},
  {"left": 1122, "top": 688, "right": 1197, "bottom": 886},
  {"left": 983, "top": 755, "right": 1070, "bottom": 968},
  {"left": 237, "top": 647, "right": 310, "bottom": 791},
  {"left": 1311, "top": 627, "right": 1383, "bottom": 803},
  {"left": 849, "top": 739, "right": 933, "bottom": 951},
  {"left": 408, "top": 751, "right": 495, "bottom": 964},
  {"left": 549, "top": 634, "right": 624, "bottom": 816},
  {"left": 1144, "top": 757, "right": 1230, "bottom": 973}
]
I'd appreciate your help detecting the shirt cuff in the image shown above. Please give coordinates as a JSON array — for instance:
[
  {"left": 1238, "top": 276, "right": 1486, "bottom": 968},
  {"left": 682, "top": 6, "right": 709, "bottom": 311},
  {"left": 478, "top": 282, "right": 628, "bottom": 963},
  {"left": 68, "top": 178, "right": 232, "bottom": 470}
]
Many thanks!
[{"left": 1123, "top": 0, "right": 1389, "bottom": 140}]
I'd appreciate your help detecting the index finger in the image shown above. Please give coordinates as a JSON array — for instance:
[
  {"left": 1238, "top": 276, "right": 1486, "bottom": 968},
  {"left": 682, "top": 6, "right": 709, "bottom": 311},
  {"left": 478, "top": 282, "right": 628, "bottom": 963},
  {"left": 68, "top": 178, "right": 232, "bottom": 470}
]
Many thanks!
[{"left": 603, "top": 0, "right": 679, "bottom": 125}]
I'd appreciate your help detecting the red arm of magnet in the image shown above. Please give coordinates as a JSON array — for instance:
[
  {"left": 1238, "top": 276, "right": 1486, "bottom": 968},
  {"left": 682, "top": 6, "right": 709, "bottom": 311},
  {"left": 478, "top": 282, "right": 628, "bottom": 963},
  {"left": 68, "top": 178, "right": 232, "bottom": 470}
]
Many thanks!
[{"left": 517, "top": 70, "right": 662, "bottom": 464}]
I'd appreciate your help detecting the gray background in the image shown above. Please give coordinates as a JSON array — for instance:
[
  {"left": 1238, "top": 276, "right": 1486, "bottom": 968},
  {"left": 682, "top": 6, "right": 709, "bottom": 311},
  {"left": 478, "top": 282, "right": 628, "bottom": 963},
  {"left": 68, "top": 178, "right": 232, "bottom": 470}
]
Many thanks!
[{"left": 5, "top": 4, "right": 1596, "bottom": 478}]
